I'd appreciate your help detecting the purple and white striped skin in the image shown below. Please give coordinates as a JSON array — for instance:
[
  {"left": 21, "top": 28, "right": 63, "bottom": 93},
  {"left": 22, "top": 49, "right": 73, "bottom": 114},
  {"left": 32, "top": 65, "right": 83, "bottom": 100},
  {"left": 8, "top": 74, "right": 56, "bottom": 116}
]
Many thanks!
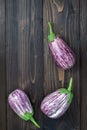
[
  {"left": 8, "top": 89, "right": 33, "bottom": 117},
  {"left": 49, "top": 37, "right": 75, "bottom": 70},
  {"left": 41, "top": 90, "right": 70, "bottom": 118},
  {"left": 41, "top": 78, "right": 73, "bottom": 119},
  {"left": 48, "top": 22, "right": 75, "bottom": 70},
  {"left": 8, "top": 89, "right": 40, "bottom": 128}
]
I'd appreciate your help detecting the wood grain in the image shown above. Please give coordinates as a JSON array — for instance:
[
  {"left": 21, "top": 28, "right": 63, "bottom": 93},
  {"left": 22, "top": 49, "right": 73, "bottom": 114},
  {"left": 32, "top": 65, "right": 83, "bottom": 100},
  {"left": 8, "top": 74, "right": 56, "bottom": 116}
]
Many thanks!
[
  {"left": 6, "top": 0, "right": 21, "bottom": 130},
  {"left": 43, "top": 0, "right": 80, "bottom": 130},
  {"left": 0, "top": 0, "right": 6, "bottom": 130},
  {"left": 6, "top": 0, "right": 43, "bottom": 130},
  {"left": 0, "top": 0, "right": 86, "bottom": 130},
  {"left": 80, "top": 0, "right": 87, "bottom": 130}
]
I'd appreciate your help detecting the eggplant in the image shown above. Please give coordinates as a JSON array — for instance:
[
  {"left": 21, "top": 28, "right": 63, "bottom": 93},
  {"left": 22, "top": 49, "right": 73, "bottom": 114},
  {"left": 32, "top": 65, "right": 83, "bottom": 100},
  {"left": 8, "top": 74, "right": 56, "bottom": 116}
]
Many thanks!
[
  {"left": 41, "top": 78, "right": 73, "bottom": 118},
  {"left": 8, "top": 89, "right": 40, "bottom": 128},
  {"left": 48, "top": 22, "right": 75, "bottom": 70}
]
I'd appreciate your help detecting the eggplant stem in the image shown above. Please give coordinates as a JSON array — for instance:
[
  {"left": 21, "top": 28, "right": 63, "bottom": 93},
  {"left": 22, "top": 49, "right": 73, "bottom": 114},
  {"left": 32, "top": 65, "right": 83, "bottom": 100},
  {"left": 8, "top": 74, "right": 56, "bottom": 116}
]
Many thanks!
[
  {"left": 48, "top": 21, "right": 56, "bottom": 42},
  {"left": 48, "top": 21, "right": 54, "bottom": 34},
  {"left": 67, "top": 77, "right": 73, "bottom": 92},
  {"left": 30, "top": 117, "right": 40, "bottom": 128}
]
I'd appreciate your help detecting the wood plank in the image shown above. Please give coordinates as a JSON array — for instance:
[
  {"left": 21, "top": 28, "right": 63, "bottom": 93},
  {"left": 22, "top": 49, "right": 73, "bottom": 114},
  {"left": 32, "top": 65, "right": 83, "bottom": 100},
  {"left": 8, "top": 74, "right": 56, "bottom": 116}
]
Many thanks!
[
  {"left": 6, "top": 0, "right": 21, "bottom": 129},
  {"left": 0, "top": 0, "right": 6, "bottom": 130},
  {"left": 80, "top": 0, "right": 87, "bottom": 130},
  {"left": 6, "top": 0, "right": 43, "bottom": 130},
  {"left": 43, "top": 0, "right": 80, "bottom": 130}
]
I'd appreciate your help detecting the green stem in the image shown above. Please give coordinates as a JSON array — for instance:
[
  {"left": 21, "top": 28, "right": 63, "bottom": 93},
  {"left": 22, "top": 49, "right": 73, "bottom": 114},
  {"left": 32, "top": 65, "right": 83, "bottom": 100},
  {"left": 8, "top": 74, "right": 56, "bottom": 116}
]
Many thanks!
[
  {"left": 67, "top": 77, "right": 73, "bottom": 92},
  {"left": 48, "top": 22, "right": 54, "bottom": 34},
  {"left": 30, "top": 117, "right": 40, "bottom": 128},
  {"left": 48, "top": 21, "right": 56, "bottom": 42},
  {"left": 22, "top": 112, "right": 40, "bottom": 128}
]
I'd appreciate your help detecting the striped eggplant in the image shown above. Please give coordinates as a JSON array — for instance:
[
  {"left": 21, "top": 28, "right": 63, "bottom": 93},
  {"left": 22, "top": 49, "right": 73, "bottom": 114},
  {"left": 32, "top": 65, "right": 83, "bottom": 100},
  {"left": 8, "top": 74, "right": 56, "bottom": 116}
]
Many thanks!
[
  {"left": 41, "top": 78, "right": 73, "bottom": 119},
  {"left": 48, "top": 22, "right": 75, "bottom": 70},
  {"left": 8, "top": 89, "right": 40, "bottom": 128}
]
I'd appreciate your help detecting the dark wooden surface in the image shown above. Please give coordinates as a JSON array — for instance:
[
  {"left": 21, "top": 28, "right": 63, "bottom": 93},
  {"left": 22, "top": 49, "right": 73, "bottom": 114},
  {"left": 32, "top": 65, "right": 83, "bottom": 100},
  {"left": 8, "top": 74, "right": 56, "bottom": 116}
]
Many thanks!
[
  {"left": 80, "top": 0, "right": 87, "bottom": 129},
  {"left": 0, "top": 0, "right": 86, "bottom": 130},
  {"left": 0, "top": 0, "right": 6, "bottom": 130}
]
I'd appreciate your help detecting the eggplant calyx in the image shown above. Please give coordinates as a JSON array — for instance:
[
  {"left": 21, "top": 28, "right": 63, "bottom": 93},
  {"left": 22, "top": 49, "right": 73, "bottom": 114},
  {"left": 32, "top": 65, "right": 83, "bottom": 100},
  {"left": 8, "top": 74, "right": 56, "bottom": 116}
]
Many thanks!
[{"left": 48, "top": 21, "right": 56, "bottom": 42}]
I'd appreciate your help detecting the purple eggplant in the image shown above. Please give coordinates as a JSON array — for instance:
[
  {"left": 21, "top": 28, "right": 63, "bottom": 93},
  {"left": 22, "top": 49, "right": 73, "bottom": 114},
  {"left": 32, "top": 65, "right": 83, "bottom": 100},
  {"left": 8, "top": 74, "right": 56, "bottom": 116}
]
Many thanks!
[
  {"left": 41, "top": 78, "right": 73, "bottom": 119},
  {"left": 8, "top": 89, "right": 40, "bottom": 128},
  {"left": 48, "top": 22, "right": 75, "bottom": 70}
]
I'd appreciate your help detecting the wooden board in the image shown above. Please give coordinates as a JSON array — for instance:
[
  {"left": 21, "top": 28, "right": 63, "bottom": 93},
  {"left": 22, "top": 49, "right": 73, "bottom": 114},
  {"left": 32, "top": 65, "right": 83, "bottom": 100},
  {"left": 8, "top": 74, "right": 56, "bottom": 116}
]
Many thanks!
[
  {"left": 43, "top": 0, "right": 80, "bottom": 130},
  {"left": 80, "top": 0, "right": 87, "bottom": 129},
  {"left": 0, "top": 0, "right": 86, "bottom": 130},
  {"left": 0, "top": 0, "right": 6, "bottom": 130},
  {"left": 6, "top": 0, "right": 43, "bottom": 130}
]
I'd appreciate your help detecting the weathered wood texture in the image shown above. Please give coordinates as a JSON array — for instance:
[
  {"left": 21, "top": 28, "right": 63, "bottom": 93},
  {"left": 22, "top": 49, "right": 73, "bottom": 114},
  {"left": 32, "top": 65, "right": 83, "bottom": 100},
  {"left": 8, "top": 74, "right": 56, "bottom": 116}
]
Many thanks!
[
  {"left": 0, "top": 0, "right": 87, "bottom": 130},
  {"left": 0, "top": 0, "right": 6, "bottom": 130},
  {"left": 80, "top": 0, "right": 87, "bottom": 130},
  {"left": 43, "top": 0, "right": 80, "bottom": 130},
  {"left": 6, "top": 0, "right": 43, "bottom": 130}
]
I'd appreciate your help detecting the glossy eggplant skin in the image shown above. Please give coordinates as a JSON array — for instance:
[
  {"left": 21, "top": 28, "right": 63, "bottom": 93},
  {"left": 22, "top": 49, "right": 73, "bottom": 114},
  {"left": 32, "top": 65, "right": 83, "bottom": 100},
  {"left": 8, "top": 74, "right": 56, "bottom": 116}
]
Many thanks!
[
  {"left": 8, "top": 89, "right": 33, "bottom": 118},
  {"left": 48, "top": 22, "right": 76, "bottom": 70},
  {"left": 41, "top": 78, "right": 73, "bottom": 119},
  {"left": 8, "top": 89, "right": 40, "bottom": 128},
  {"left": 49, "top": 37, "right": 75, "bottom": 70}
]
